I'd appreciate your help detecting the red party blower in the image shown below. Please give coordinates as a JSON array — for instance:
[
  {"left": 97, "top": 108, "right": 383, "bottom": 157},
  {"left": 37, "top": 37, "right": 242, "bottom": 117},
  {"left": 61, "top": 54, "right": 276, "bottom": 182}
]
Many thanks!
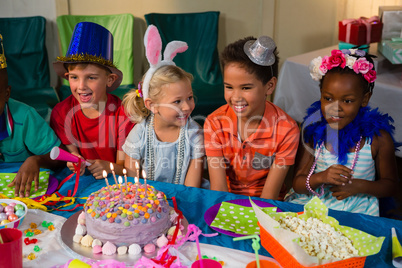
[{"left": 50, "top": 147, "right": 91, "bottom": 166}]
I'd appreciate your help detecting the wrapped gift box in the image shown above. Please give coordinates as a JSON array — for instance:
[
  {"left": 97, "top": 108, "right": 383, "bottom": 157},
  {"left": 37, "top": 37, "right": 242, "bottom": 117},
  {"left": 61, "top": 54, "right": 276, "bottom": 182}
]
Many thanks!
[
  {"left": 338, "top": 43, "right": 388, "bottom": 73},
  {"left": 338, "top": 41, "right": 369, "bottom": 52},
  {"left": 378, "top": 38, "right": 402, "bottom": 64},
  {"left": 339, "top": 16, "right": 383, "bottom": 46},
  {"left": 379, "top": 6, "right": 402, "bottom": 40}
]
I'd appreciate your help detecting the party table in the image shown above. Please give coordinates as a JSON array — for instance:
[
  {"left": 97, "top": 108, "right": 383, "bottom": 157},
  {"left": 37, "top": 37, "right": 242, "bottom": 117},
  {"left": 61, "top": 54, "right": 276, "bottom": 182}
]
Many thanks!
[
  {"left": 273, "top": 44, "right": 402, "bottom": 157},
  {"left": 1, "top": 162, "right": 402, "bottom": 267},
  {"left": 21, "top": 209, "right": 278, "bottom": 267}
]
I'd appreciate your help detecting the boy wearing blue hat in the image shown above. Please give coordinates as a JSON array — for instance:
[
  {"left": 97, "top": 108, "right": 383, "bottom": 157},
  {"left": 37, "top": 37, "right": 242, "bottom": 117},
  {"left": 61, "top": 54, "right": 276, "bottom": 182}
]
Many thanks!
[
  {"left": 0, "top": 34, "right": 62, "bottom": 197},
  {"left": 50, "top": 22, "right": 134, "bottom": 179}
]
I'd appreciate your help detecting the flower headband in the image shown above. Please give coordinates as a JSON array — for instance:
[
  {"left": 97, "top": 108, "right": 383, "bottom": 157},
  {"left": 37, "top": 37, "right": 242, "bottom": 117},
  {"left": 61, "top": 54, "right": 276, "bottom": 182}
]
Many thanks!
[
  {"left": 309, "top": 49, "right": 376, "bottom": 84},
  {"left": 141, "top": 25, "right": 188, "bottom": 100}
]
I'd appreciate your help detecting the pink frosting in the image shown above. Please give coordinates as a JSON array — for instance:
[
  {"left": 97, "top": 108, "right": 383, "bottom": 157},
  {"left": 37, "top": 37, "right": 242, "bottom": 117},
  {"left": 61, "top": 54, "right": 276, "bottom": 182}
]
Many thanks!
[
  {"left": 84, "top": 184, "right": 172, "bottom": 248},
  {"left": 156, "top": 234, "right": 168, "bottom": 248},
  {"left": 143, "top": 243, "right": 156, "bottom": 254},
  {"left": 93, "top": 245, "right": 102, "bottom": 254},
  {"left": 102, "top": 241, "right": 117, "bottom": 255}
]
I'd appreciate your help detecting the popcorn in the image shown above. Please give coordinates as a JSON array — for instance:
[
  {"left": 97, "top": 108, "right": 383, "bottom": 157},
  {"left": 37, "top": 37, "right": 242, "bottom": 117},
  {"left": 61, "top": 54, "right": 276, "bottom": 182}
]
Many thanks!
[{"left": 278, "top": 216, "right": 359, "bottom": 260}]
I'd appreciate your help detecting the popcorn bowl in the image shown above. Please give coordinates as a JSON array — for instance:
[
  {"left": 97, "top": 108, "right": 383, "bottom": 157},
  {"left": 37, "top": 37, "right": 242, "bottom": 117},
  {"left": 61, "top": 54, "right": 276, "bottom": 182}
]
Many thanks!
[
  {"left": 258, "top": 222, "right": 366, "bottom": 268},
  {"left": 250, "top": 196, "right": 385, "bottom": 268},
  {"left": 0, "top": 199, "right": 28, "bottom": 229}
]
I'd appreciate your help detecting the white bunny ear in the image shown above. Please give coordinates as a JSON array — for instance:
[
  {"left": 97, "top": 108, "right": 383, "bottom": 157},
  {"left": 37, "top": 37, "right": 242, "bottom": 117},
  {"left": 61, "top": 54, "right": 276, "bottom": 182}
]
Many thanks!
[
  {"left": 144, "top": 25, "right": 162, "bottom": 67},
  {"left": 163, "top": 41, "right": 188, "bottom": 62}
]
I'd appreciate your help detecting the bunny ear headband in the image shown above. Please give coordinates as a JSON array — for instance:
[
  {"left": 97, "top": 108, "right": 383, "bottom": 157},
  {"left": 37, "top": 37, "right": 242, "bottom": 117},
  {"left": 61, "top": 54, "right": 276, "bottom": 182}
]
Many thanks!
[{"left": 141, "top": 25, "right": 188, "bottom": 100}]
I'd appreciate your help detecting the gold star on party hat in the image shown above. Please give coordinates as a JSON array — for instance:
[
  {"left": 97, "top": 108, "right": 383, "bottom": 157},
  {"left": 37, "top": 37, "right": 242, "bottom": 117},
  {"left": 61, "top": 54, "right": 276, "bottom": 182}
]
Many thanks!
[{"left": 0, "top": 34, "right": 6, "bottom": 69}]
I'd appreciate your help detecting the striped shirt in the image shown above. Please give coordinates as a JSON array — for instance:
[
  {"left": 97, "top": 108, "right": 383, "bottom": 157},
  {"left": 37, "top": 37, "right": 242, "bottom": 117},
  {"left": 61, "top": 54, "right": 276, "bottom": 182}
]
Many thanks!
[{"left": 285, "top": 140, "right": 379, "bottom": 216}]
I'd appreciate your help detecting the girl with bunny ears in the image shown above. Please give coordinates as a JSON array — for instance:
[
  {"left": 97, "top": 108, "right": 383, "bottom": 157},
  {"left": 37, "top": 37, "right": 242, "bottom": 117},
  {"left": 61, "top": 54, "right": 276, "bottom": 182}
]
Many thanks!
[{"left": 122, "top": 25, "right": 205, "bottom": 187}]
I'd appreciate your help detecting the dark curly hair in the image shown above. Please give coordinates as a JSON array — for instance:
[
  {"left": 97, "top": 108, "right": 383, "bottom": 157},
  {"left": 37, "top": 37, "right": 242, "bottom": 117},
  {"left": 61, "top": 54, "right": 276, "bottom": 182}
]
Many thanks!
[{"left": 220, "top": 36, "right": 279, "bottom": 85}]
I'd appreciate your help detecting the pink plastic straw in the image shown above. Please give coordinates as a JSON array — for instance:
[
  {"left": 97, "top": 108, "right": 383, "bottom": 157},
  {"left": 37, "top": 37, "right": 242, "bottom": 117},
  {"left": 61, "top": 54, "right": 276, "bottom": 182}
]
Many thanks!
[{"left": 195, "top": 236, "right": 204, "bottom": 268}]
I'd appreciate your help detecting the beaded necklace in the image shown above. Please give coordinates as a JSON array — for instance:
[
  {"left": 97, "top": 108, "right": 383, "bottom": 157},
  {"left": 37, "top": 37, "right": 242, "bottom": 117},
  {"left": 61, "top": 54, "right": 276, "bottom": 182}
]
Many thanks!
[
  {"left": 146, "top": 113, "right": 186, "bottom": 184},
  {"left": 306, "top": 136, "right": 362, "bottom": 197}
]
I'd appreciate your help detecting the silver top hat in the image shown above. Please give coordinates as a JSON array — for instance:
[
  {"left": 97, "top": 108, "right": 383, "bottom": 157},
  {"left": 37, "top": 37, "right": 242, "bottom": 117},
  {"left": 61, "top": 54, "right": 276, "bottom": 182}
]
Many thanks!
[{"left": 244, "top": 36, "right": 276, "bottom": 66}]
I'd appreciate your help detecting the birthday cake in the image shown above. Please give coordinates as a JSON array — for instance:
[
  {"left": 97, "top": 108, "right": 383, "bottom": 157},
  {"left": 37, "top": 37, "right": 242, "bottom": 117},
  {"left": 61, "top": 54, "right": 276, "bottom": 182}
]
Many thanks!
[{"left": 77, "top": 181, "right": 174, "bottom": 250}]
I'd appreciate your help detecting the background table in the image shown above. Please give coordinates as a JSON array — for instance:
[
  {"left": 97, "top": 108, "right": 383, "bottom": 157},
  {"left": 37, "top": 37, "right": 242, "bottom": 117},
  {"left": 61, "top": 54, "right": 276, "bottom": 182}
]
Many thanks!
[
  {"left": 1, "top": 162, "right": 402, "bottom": 267},
  {"left": 273, "top": 44, "right": 402, "bottom": 157}
]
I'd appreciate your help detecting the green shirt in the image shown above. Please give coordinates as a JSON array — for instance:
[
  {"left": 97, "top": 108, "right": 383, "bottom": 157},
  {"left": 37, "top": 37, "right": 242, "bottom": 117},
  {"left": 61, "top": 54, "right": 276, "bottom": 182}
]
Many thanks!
[{"left": 0, "top": 98, "right": 61, "bottom": 162}]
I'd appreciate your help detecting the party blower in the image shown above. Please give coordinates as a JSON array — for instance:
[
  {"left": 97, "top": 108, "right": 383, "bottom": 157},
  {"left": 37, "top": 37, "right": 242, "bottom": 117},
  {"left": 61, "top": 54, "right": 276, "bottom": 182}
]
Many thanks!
[
  {"left": 50, "top": 147, "right": 91, "bottom": 166},
  {"left": 392, "top": 227, "right": 402, "bottom": 268}
]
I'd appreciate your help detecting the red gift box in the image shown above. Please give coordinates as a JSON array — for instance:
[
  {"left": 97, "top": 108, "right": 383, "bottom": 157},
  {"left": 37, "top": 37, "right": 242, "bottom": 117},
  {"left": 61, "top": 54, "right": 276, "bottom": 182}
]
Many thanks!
[{"left": 338, "top": 16, "right": 383, "bottom": 46}]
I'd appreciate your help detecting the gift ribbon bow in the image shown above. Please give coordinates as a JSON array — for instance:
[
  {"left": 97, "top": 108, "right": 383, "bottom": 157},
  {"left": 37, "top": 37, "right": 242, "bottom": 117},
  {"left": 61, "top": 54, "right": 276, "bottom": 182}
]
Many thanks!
[{"left": 342, "top": 16, "right": 379, "bottom": 44}]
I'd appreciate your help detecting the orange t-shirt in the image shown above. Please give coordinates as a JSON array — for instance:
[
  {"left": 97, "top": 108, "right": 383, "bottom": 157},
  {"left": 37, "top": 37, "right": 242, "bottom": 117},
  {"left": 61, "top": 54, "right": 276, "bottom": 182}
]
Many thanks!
[{"left": 204, "top": 101, "right": 299, "bottom": 199}]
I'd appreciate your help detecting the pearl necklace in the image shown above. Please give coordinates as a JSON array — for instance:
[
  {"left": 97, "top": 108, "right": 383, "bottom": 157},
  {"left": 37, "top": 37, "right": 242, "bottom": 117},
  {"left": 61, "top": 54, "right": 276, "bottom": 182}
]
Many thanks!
[
  {"left": 146, "top": 113, "right": 185, "bottom": 184},
  {"left": 306, "top": 136, "right": 362, "bottom": 197}
]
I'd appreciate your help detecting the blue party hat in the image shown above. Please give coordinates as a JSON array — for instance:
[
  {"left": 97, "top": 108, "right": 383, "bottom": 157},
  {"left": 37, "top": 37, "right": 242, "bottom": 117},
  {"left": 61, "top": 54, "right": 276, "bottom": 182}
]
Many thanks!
[{"left": 53, "top": 22, "right": 122, "bottom": 92}]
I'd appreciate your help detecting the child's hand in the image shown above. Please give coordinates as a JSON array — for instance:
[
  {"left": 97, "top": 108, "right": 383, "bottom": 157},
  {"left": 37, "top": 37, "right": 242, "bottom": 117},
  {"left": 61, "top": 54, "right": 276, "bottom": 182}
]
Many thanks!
[
  {"left": 329, "top": 180, "right": 360, "bottom": 200},
  {"left": 320, "top": 164, "right": 353, "bottom": 186},
  {"left": 8, "top": 156, "right": 40, "bottom": 197},
  {"left": 86, "top": 159, "right": 110, "bottom": 180},
  {"left": 66, "top": 153, "right": 86, "bottom": 176}
]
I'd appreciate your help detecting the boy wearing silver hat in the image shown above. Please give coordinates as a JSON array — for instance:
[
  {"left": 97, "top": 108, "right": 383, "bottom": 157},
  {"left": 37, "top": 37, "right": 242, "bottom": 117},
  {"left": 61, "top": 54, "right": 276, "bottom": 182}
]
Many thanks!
[
  {"left": 50, "top": 22, "right": 134, "bottom": 179},
  {"left": 0, "top": 34, "right": 63, "bottom": 197},
  {"left": 204, "top": 36, "right": 299, "bottom": 200}
]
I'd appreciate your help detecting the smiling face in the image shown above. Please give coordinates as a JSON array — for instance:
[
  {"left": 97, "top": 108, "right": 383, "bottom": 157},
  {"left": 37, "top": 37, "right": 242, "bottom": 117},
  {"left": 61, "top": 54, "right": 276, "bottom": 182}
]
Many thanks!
[
  {"left": 151, "top": 79, "right": 195, "bottom": 128},
  {"left": 223, "top": 63, "right": 275, "bottom": 122},
  {"left": 66, "top": 63, "right": 117, "bottom": 115},
  {"left": 320, "top": 72, "right": 371, "bottom": 130}
]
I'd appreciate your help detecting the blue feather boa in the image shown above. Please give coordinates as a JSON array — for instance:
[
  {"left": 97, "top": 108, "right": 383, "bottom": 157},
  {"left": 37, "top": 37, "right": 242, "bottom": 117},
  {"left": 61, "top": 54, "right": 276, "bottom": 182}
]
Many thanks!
[{"left": 302, "top": 101, "right": 401, "bottom": 165}]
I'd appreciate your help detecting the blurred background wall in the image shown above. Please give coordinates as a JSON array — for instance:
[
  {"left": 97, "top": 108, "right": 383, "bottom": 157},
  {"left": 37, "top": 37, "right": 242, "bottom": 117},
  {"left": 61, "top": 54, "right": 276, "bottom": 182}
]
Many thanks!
[{"left": 1, "top": 0, "right": 401, "bottom": 89}]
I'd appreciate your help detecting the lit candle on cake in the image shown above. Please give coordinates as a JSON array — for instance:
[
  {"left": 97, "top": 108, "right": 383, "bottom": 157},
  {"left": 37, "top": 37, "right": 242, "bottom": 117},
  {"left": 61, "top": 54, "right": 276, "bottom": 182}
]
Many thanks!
[
  {"left": 110, "top": 163, "right": 118, "bottom": 186},
  {"left": 102, "top": 170, "right": 112, "bottom": 197},
  {"left": 118, "top": 176, "right": 124, "bottom": 202},
  {"left": 134, "top": 176, "right": 139, "bottom": 199},
  {"left": 123, "top": 168, "right": 129, "bottom": 193},
  {"left": 135, "top": 161, "right": 140, "bottom": 180},
  {"left": 142, "top": 170, "right": 147, "bottom": 198}
]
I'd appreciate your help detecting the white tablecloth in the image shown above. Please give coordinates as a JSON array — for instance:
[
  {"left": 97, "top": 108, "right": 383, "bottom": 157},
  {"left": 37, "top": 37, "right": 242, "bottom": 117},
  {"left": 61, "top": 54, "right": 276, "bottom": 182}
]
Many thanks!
[
  {"left": 21, "top": 209, "right": 280, "bottom": 268},
  {"left": 273, "top": 44, "right": 402, "bottom": 157}
]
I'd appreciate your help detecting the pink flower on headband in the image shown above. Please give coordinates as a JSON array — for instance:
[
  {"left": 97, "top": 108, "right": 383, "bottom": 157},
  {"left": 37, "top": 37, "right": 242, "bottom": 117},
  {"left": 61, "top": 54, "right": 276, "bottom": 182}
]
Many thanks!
[
  {"left": 363, "top": 69, "right": 377, "bottom": 83},
  {"left": 309, "top": 49, "right": 376, "bottom": 83},
  {"left": 319, "top": 56, "right": 330, "bottom": 74},
  {"left": 352, "top": 58, "right": 373, "bottom": 74},
  {"left": 326, "top": 50, "right": 346, "bottom": 69}
]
